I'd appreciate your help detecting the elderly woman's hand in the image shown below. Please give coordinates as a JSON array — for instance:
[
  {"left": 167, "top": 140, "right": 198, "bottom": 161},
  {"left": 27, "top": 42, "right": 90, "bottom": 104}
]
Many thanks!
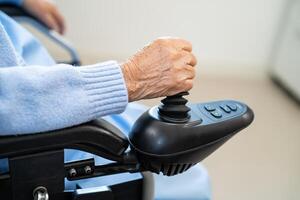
[
  {"left": 23, "top": 0, "right": 65, "bottom": 34},
  {"left": 122, "top": 38, "right": 197, "bottom": 102}
]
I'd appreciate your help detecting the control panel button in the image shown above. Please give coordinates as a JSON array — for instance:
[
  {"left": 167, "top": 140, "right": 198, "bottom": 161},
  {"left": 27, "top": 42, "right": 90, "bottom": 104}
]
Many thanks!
[
  {"left": 204, "top": 104, "right": 216, "bottom": 111},
  {"left": 220, "top": 105, "right": 231, "bottom": 113},
  {"left": 211, "top": 110, "right": 222, "bottom": 118},
  {"left": 227, "top": 104, "right": 237, "bottom": 111}
]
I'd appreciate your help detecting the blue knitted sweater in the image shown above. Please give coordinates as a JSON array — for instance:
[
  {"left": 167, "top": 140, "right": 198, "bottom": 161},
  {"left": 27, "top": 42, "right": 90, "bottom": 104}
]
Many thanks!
[{"left": 0, "top": 1, "right": 128, "bottom": 135}]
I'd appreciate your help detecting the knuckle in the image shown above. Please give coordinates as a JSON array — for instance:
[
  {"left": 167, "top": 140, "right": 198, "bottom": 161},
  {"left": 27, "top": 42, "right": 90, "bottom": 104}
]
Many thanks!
[
  {"left": 181, "top": 50, "right": 188, "bottom": 56},
  {"left": 192, "top": 53, "right": 197, "bottom": 64},
  {"left": 172, "top": 51, "right": 185, "bottom": 61},
  {"left": 174, "top": 65, "right": 182, "bottom": 72},
  {"left": 171, "top": 51, "right": 181, "bottom": 60},
  {"left": 187, "top": 41, "right": 193, "bottom": 49},
  {"left": 179, "top": 39, "right": 192, "bottom": 51},
  {"left": 186, "top": 53, "right": 197, "bottom": 65},
  {"left": 184, "top": 40, "right": 193, "bottom": 48},
  {"left": 188, "top": 55, "right": 194, "bottom": 64},
  {"left": 185, "top": 52, "right": 192, "bottom": 60},
  {"left": 154, "top": 38, "right": 166, "bottom": 46}
]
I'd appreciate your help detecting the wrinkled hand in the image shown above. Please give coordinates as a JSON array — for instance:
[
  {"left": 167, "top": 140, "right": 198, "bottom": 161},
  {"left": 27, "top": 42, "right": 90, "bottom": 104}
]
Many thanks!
[
  {"left": 23, "top": 0, "right": 65, "bottom": 34},
  {"left": 122, "top": 37, "right": 197, "bottom": 102}
]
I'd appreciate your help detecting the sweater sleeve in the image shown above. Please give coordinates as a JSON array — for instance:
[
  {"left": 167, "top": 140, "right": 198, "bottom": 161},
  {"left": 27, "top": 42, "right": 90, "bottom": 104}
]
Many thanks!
[
  {"left": 0, "top": 61, "right": 129, "bottom": 135},
  {"left": 0, "top": 0, "right": 23, "bottom": 6}
]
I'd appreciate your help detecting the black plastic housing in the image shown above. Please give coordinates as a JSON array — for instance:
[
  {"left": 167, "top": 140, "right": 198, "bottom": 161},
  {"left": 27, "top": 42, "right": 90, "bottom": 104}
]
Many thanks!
[{"left": 129, "top": 100, "right": 254, "bottom": 176}]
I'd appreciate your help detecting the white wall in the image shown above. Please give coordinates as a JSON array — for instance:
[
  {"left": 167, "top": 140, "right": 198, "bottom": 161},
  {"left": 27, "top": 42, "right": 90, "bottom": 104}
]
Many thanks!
[
  {"left": 272, "top": 0, "right": 300, "bottom": 98},
  {"left": 54, "top": 0, "right": 286, "bottom": 76}
]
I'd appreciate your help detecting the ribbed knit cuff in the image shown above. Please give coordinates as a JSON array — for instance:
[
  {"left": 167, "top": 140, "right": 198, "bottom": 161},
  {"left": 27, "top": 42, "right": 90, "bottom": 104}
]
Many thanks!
[{"left": 77, "top": 61, "right": 128, "bottom": 118}]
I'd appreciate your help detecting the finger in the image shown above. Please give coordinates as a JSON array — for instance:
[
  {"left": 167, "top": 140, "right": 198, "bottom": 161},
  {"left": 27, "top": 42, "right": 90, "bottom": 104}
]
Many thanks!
[
  {"left": 170, "top": 38, "right": 193, "bottom": 52},
  {"left": 43, "top": 14, "right": 60, "bottom": 32},
  {"left": 188, "top": 53, "right": 197, "bottom": 66},
  {"left": 174, "top": 65, "right": 195, "bottom": 84},
  {"left": 184, "top": 65, "right": 196, "bottom": 79},
  {"left": 184, "top": 79, "right": 194, "bottom": 91},
  {"left": 178, "top": 51, "right": 197, "bottom": 66},
  {"left": 51, "top": 7, "right": 66, "bottom": 34},
  {"left": 174, "top": 79, "right": 194, "bottom": 93}
]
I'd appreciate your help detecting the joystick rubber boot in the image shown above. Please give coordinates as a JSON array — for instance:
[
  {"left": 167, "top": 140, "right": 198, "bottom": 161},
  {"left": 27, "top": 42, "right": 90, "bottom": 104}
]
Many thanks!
[{"left": 158, "top": 92, "right": 191, "bottom": 123}]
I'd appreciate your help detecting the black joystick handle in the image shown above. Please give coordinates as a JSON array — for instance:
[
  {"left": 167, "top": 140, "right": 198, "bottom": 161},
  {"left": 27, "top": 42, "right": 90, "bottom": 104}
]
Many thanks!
[{"left": 158, "top": 92, "right": 191, "bottom": 123}]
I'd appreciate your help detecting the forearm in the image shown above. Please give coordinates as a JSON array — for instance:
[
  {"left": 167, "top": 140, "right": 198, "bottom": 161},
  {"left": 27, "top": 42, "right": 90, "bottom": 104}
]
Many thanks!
[{"left": 0, "top": 61, "right": 128, "bottom": 135}]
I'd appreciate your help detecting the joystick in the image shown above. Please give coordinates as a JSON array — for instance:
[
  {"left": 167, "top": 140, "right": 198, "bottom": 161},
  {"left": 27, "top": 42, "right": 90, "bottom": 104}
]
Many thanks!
[{"left": 158, "top": 92, "right": 191, "bottom": 123}]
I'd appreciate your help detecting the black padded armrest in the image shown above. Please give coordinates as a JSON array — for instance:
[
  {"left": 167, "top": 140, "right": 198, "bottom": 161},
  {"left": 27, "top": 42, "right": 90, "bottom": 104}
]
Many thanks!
[
  {"left": 0, "top": 3, "right": 48, "bottom": 28},
  {"left": 0, "top": 119, "right": 129, "bottom": 162}
]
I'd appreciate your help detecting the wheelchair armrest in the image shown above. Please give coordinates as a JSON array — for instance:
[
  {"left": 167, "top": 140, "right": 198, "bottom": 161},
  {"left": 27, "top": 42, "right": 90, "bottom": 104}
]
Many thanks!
[
  {"left": 0, "top": 3, "right": 49, "bottom": 28},
  {"left": 0, "top": 119, "right": 129, "bottom": 162},
  {"left": 0, "top": 119, "right": 146, "bottom": 200}
]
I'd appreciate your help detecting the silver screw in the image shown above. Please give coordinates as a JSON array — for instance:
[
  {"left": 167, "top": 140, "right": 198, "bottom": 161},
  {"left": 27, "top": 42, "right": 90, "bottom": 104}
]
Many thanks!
[
  {"left": 33, "top": 186, "right": 49, "bottom": 200},
  {"left": 84, "top": 165, "right": 92, "bottom": 174},
  {"left": 69, "top": 168, "right": 77, "bottom": 177}
]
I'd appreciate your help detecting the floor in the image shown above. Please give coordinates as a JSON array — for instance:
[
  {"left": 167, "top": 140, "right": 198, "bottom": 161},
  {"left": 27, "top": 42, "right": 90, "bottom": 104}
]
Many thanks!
[{"left": 140, "top": 73, "right": 300, "bottom": 200}]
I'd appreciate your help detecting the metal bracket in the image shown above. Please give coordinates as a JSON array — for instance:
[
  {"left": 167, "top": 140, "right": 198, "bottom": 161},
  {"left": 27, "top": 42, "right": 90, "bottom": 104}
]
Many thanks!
[{"left": 9, "top": 150, "right": 65, "bottom": 200}]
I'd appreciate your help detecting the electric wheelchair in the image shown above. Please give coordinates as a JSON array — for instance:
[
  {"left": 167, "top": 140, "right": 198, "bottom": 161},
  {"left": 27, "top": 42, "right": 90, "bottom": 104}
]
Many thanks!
[{"left": 0, "top": 4, "right": 254, "bottom": 200}]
